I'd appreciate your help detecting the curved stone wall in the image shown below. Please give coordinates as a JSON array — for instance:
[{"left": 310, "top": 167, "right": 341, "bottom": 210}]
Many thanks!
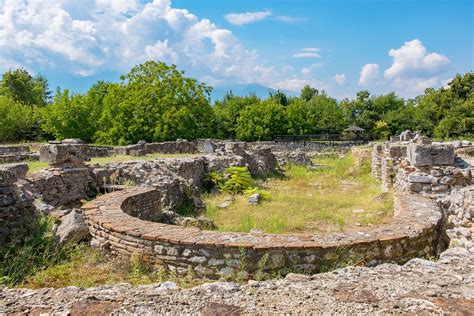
[{"left": 83, "top": 187, "right": 442, "bottom": 279}]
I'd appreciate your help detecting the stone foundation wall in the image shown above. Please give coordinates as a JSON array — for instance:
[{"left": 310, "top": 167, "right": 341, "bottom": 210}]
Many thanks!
[
  {"left": 26, "top": 168, "right": 98, "bottom": 208},
  {"left": 114, "top": 140, "right": 198, "bottom": 156},
  {"left": 444, "top": 186, "right": 474, "bottom": 251},
  {"left": 0, "top": 145, "right": 38, "bottom": 163},
  {"left": 83, "top": 187, "right": 441, "bottom": 279},
  {"left": 370, "top": 143, "right": 407, "bottom": 191},
  {"left": 0, "top": 164, "right": 36, "bottom": 241}
]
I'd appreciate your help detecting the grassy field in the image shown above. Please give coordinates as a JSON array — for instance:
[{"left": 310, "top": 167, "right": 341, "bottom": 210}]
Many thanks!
[
  {"left": 25, "top": 153, "right": 201, "bottom": 174},
  {"left": 204, "top": 154, "right": 393, "bottom": 234}
]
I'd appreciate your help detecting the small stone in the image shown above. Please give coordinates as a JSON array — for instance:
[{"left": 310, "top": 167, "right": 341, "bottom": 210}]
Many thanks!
[{"left": 247, "top": 193, "right": 261, "bottom": 205}]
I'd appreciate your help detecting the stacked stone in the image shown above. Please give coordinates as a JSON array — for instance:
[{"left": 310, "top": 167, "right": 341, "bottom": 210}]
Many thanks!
[
  {"left": 371, "top": 144, "right": 383, "bottom": 179},
  {"left": 27, "top": 168, "right": 98, "bottom": 208},
  {"left": 0, "top": 163, "right": 35, "bottom": 241},
  {"left": 395, "top": 138, "right": 471, "bottom": 195},
  {"left": 114, "top": 140, "right": 198, "bottom": 157},
  {"left": 29, "top": 139, "right": 98, "bottom": 208},
  {"left": 381, "top": 144, "right": 407, "bottom": 192},
  {"left": 445, "top": 186, "right": 474, "bottom": 251},
  {"left": 88, "top": 146, "right": 114, "bottom": 157},
  {"left": 145, "top": 139, "right": 198, "bottom": 154},
  {"left": 0, "top": 145, "right": 39, "bottom": 163},
  {"left": 40, "top": 139, "right": 90, "bottom": 168},
  {"left": 114, "top": 140, "right": 147, "bottom": 156}
]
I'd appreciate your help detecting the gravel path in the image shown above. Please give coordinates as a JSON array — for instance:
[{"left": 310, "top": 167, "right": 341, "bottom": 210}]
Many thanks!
[{"left": 1, "top": 247, "right": 473, "bottom": 315}]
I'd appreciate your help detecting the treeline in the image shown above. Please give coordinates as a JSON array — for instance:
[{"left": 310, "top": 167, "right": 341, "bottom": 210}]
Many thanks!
[{"left": 0, "top": 61, "right": 472, "bottom": 144}]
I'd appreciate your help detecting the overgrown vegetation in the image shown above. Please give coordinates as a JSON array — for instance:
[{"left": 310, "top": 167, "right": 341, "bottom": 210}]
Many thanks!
[
  {"left": 0, "top": 214, "right": 202, "bottom": 288},
  {"left": 209, "top": 166, "right": 255, "bottom": 194},
  {"left": 0, "top": 215, "right": 81, "bottom": 287},
  {"left": 204, "top": 153, "right": 393, "bottom": 233},
  {"left": 1, "top": 64, "right": 472, "bottom": 144}
]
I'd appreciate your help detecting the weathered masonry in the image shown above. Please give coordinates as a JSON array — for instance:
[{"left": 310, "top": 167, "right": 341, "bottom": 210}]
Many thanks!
[{"left": 84, "top": 187, "right": 441, "bottom": 279}]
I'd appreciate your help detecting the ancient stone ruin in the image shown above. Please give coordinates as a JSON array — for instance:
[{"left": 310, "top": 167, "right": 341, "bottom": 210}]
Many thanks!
[{"left": 1, "top": 135, "right": 473, "bottom": 314}]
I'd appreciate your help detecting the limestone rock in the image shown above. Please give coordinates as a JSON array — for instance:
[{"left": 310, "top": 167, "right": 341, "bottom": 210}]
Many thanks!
[
  {"left": 407, "top": 142, "right": 455, "bottom": 166},
  {"left": 55, "top": 208, "right": 89, "bottom": 244}
]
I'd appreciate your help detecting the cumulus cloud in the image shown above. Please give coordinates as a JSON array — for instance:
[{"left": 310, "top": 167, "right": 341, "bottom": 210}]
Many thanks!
[
  {"left": 381, "top": 39, "right": 450, "bottom": 95},
  {"left": 358, "top": 63, "right": 379, "bottom": 85},
  {"left": 334, "top": 73, "right": 345, "bottom": 85},
  {"left": 384, "top": 39, "right": 449, "bottom": 79},
  {"left": 293, "top": 48, "right": 321, "bottom": 59},
  {"left": 224, "top": 10, "right": 271, "bottom": 26},
  {"left": 0, "top": 0, "right": 278, "bottom": 86}
]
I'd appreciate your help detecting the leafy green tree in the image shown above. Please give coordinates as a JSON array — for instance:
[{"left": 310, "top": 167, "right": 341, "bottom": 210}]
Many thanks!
[
  {"left": 39, "top": 81, "right": 115, "bottom": 142},
  {"left": 300, "top": 85, "right": 318, "bottom": 101},
  {"left": 0, "top": 68, "right": 50, "bottom": 107},
  {"left": 0, "top": 96, "right": 35, "bottom": 142},
  {"left": 236, "top": 99, "right": 286, "bottom": 141},
  {"left": 214, "top": 92, "right": 260, "bottom": 138},
  {"left": 269, "top": 89, "right": 288, "bottom": 107},
  {"left": 96, "top": 61, "right": 215, "bottom": 144}
]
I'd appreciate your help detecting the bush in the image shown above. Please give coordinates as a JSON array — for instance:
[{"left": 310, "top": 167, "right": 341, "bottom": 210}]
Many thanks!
[{"left": 210, "top": 166, "right": 254, "bottom": 194}]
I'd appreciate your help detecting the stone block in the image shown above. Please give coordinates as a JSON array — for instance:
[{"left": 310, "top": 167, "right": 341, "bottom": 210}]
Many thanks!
[
  {"left": 408, "top": 174, "right": 436, "bottom": 184},
  {"left": 40, "top": 140, "right": 90, "bottom": 167},
  {"left": 407, "top": 143, "right": 455, "bottom": 166}
]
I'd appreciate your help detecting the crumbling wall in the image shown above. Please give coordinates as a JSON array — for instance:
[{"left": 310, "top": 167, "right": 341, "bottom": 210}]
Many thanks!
[
  {"left": 0, "top": 145, "right": 39, "bottom": 163},
  {"left": 0, "top": 164, "right": 36, "bottom": 241}
]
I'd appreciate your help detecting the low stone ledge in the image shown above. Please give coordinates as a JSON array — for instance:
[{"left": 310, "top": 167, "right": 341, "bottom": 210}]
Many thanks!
[{"left": 83, "top": 187, "right": 442, "bottom": 279}]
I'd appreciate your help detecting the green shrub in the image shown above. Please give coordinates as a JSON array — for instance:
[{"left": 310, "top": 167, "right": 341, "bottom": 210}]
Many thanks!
[{"left": 210, "top": 166, "right": 254, "bottom": 194}]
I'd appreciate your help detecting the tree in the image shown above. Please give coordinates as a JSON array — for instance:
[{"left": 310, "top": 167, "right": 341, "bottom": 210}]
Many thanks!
[
  {"left": 269, "top": 89, "right": 288, "bottom": 106},
  {"left": 0, "top": 96, "right": 35, "bottom": 142},
  {"left": 0, "top": 68, "right": 50, "bottom": 107},
  {"left": 95, "top": 61, "right": 215, "bottom": 144},
  {"left": 214, "top": 92, "right": 260, "bottom": 139},
  {"left": 300, "top": 85, "right": 318, "bottom": 101},
  {"left": 236, "top": 99, "right": 286, "bottom": 141}
]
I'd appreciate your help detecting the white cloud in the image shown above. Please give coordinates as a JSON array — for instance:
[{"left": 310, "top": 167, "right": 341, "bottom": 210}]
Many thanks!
[
  {"left": 293, "top": 48, "right": 321, "bottom": 59},
  {"left": 384, "top": 39, "right": 449, "bottom": 79},
  {"left": 334, "top": 73, "right": 345, "bottom": 85},
  {"left": 381, "top": 39, "right": 450, "bottom": 95},
  {"left": 0, "top": 0, "right": 279, "bottom": 87},
  {"left": 272, "top": 78, "right": 326, "bottom": 92},
  {"left": 358, "top": 63, "right": 379, "bottom": 85},
  {"left": 0, "top": 0, "right": 330, "bottom": 95},
  {"left": 273, "top": 16, "right": 306, "bottom": 23},
  {"left": 224, "top": 10, "right": 271, "bottom": 26}
]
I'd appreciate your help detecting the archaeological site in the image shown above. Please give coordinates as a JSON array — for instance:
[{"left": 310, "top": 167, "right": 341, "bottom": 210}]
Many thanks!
[
  {"left": 0, "top": 132, "right": 473, "bottom": 314},
  {"left": 1, "top": 1, "right": 473, "bottom": 313}
]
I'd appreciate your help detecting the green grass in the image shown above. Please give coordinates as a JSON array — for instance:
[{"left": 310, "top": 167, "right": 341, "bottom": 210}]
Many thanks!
[
  {"left": 204, "top": 153, "right": 393, "bottom": 234},
  {"left": 0, "top": 215, "right": 80, "bottom": 286},
  {"left": 0, "top": 214, "right": 203, "bottom": 288},
  {"left": 24, "top": 246, "right": 203, "bottom": 289},
  {"left": 24, "top": 153, "right": 201, "bottom": 174}
]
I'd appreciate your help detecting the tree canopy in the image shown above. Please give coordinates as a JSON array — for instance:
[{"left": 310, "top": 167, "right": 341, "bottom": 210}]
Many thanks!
[{"left": 0, "top": 64, "right": 472, "bottom": 144}]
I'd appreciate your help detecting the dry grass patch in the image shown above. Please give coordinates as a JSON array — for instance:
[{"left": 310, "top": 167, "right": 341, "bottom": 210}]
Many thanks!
[{"left": 204, "top": 154, "right": 393, "bottom": 234}]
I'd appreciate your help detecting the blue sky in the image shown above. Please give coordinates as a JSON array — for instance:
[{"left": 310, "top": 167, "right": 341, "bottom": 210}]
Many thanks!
[{"left": 0, "top": 0, "right": 472, "bottom": 100}]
